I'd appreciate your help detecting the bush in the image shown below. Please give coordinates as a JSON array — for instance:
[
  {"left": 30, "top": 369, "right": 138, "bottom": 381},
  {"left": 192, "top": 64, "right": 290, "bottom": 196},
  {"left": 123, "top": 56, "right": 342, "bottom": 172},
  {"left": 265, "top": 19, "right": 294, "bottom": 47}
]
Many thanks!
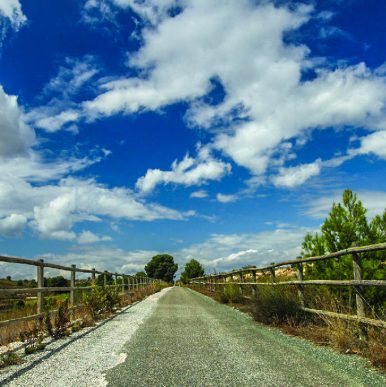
[
  {"left": 20, "top": 316, "right": 46, "bottom": 354},
  {"left": 216, "top": 284, "right": 243, "bottom": 304},
  {"left": 252, "top": 287, "right": 302, "bottom": 324},
  {"left": 0, "top": 351, "right": 21, "bottom": 368},
  {"left": 82, "top": 285, "right": 120, "bottom": 321}
]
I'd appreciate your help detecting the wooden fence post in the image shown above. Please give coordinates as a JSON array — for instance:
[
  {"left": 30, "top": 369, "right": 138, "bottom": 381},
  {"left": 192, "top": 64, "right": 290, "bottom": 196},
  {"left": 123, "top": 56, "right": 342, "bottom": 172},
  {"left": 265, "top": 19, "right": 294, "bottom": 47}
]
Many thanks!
[
  {"left": 269, "top": 268, "right": 276, "bottom": 284},
  {"left": 252, "top": 270, "right": 257, "bottom": 297},
  {"left": 352, "top": 252, "right": 365, "bottom": 318},
  {"left": 70, "top": 264, "right": 76, "bottom": 306},
  {"left": 103, "top": 271, "right": 107, "bottom": 287},
  {"left": 122, "top": 275, "right": 126, "bottom": 293},
  {"left": 296, "top": 260, "right": 305, "bottom": 307},
  {"left": 91, "top": 268, "right": 96, "bottom": 285},
  {"left": 239, "top": 272, "right": 243, "bottom": 295},
  {"left": 37, "top": 259, "right": 44, "bottom": 314}
]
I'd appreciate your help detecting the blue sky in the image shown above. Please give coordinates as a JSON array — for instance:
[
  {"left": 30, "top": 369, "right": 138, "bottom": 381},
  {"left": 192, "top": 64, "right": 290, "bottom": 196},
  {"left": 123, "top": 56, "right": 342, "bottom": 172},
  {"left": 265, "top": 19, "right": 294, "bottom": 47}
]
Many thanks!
[{"left": 0, "top": 0, "right": 385, "bottom": 278}]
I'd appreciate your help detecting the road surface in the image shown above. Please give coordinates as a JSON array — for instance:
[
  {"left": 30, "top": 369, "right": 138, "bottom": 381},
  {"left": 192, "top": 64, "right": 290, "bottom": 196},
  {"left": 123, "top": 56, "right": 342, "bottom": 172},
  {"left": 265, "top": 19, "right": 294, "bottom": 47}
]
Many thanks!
[{"left": 2, "top": 287, "right": 385, "bottom": 386}]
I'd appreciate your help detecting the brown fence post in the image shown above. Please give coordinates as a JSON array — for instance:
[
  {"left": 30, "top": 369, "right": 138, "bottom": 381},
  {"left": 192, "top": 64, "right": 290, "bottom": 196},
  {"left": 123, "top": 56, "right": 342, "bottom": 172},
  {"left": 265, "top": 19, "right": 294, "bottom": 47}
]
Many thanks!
[
  {"left": 352, "top": 252, "right": 365, "bottom": 318},
  {"left": 70, "top": 264, "right": 76, "bottom": 306},
  {"left": 239, "top": 272, "right": 243, "bottom": 295},
  {"left": 269, "top": 268, "right": 276, "bottom": 284},
  {"left": 252, "top": 270, "right": 257, "bottom": 297},
  {"left": 91, "top": 268, "right": 96, "bottom": 285},
  {"left": 122, "top": 275, "right": 126, "bottom": 293},
  {"left": 103, "top": 271, "right": 107, "bottom": 287},
  {"left": 296, "top": 260, "right": 305, "bottom": 307},
  {"left": 37, "top": 259, "right": 44, "bottom": 314}
]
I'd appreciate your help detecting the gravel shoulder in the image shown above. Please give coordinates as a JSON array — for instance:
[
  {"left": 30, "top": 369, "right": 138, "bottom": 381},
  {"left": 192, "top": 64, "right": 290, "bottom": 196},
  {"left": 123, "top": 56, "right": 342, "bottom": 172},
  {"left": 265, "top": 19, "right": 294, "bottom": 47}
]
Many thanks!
[
  {"left": 106, "top": 287, "right": 386, "bottom": 387},
  {"left": 0, "top": 287, "right": 171, "bottom": 387}
]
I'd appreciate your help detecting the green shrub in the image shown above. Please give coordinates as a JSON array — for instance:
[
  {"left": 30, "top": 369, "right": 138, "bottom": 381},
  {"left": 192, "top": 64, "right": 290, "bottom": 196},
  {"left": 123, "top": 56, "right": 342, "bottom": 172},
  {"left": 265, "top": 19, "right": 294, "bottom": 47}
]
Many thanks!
[
  {"left": 217, "top": 284, "right": 243, "bottom": 304},
  {"left": 82, "top": 285, "right": 120, "bottom": 321},
  {"left": 20, "top": 316, "right": 46, "bottom": 354},
  {"left": 252, "top": 287, "right": 303, "bottom": 324},
  {"left": 0, "top": 351, "right": 21, "bottom": 368}
]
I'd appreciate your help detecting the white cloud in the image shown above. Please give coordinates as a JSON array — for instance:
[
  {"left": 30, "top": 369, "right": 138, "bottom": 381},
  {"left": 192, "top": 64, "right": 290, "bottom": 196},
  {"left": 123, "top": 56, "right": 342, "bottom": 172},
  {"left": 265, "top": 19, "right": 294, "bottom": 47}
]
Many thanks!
[
  {"left": 136, "top": 146, "right": 231, "bottom": 194},
  {"left": 26, "top": 56, "right": 99, "bottom": 132},
  {"left": 0, "top": 86, "right": 36, "bottom": 157},
  {"left": 0, "top": 213, "right": 27, "bottom": 237},
  {"left": 77, "top": 230, "right": 112, "bottom": 244},
  {"left": 272, "top": 159, "right": 322, "bottom": 188},
  {"left": 190, "top": 190, "right": 208, "bottom": 199},
  {"left": 176, "top": 225, "right": 311, "bottom": 273},
  {"left": 305, "top": 191, "right": 386, "bottom": 219},
  {"left": 0, "top": 0, "right": 26, "bottom": 30},
  {"left": 350, "top": 130, "right": 386, "bottom": 159},
  {"left": 81, "top": 0, "right": 386, "bottom": 189},
  {"left": 216, "top": 193, "right": 237, "bottom": 203}
]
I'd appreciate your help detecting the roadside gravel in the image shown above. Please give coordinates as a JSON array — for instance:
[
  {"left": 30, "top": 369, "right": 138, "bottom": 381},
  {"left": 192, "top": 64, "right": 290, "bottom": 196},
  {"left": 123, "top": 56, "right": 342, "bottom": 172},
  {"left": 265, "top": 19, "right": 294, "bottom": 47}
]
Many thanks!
[
  {"left": 107, "top": 287, "right": 386, "bottom": 387},
  {"left": 0, "top": 287, "right": 171, "bottom": 387}
]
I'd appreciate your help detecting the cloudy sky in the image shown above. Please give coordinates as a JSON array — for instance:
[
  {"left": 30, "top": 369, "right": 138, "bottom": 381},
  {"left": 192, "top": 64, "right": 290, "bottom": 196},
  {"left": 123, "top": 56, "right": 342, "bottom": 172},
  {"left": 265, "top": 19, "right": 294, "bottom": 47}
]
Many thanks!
[{"left": 0, "top": 0, "right": 385, "bottom": 278}]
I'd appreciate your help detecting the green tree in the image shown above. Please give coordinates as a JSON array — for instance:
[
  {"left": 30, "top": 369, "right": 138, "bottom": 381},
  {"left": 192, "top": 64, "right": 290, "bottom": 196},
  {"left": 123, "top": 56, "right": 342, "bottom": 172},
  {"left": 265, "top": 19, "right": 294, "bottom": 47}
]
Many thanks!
[
  {"left": 145, "top": 254, "right": 178, "bottom": 283},
  {"left": 135, "top": 271, "right": 147, "bottom": 277},
  {"left": 96, "top": 273, "right": 114, "bottom": 286},
  {"left": 301, "top": 189, "right": 385, "bottom": 308},
  {"left": 180, "top": 259, "right": 204, "bottom": 284},
  {"left": 45, "top": 276, "right": 69, "bottom": 287}
]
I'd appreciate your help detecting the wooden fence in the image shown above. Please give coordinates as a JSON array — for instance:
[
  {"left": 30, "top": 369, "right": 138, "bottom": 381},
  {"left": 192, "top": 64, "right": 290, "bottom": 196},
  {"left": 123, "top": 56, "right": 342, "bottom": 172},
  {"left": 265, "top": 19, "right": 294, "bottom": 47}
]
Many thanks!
[
  {"left": 0, "top": 255, "right": 158, "bottom": 328},
  {"left": 189, "top": 242, "right": 386, "bottom": 329}
]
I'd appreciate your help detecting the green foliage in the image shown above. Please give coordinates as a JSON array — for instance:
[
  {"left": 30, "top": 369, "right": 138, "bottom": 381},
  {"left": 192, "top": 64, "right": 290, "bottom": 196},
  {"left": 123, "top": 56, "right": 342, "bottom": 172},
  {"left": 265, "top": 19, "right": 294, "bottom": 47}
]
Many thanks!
[
  {"left": 44, "top": 276, "right": 69, "bottom": 288},
  {"left": 52, "top": 300, "right": 70, "bottom": 339},
  {"left": 252, "top": 287, "right": 302, "bottom": 324},
  {"left": 82, "top": 285, "right": 120, "bottom": 321},
  {"left": 0, "top": 351, "right": 21, "bottom": 368},
  {"left": 302, "top": 189, "right": 386, "bottom": 308},
  {"left": 96, "top": 273, "right": 114, "bottom": 286},
  {"left": 180, "top": 259, "right": 204, "bottom": 284},
  {"left": 20, "top": 316, "right": 46, "bottom": 354},
  {"left": 135, "top": 271, "right": 147, "bottom": 277},
  {"left": 145, "top": 254, "right": 178, "bottom": 283},
  {"left": 217, "top": 284, "right": 243, "bottom": 304}
]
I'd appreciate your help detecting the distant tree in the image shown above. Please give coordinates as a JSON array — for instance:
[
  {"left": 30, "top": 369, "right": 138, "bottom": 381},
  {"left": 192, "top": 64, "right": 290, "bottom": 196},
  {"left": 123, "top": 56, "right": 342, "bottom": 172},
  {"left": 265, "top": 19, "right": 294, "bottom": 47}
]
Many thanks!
[
  {"left": 145, "top": 254, "right": 178, "bottom": 283},
  {"left": 96, "top": 273, "right": 114, "bottom": 286},
  {"left": 180, "top": 259, "right": 204, "bottom": 284},
  {"left": 45, "top": 276, "right": 69, "bottom": 287},
  {"left": 135, "top": 271, "right": 147, "bottom": 277},
  {"left": 6, "top": 276, "right": 11, "bottom": 281}
]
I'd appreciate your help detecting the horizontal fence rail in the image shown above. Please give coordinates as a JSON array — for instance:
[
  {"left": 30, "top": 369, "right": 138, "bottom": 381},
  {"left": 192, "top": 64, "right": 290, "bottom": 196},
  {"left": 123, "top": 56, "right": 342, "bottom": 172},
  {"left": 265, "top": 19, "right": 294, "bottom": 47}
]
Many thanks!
[
  {"left": 0, "top": 254, "right": 159, "bottom": 329},
  {"left": 189, "top": 242, "right": 386, "bottom": 329}
]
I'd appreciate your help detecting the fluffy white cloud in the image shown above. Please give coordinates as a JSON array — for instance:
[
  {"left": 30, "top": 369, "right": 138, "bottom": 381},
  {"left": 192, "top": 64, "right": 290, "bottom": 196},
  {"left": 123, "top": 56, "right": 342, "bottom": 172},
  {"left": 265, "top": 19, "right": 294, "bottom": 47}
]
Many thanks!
[
  {"left": 0, "top": 0, "right": 26, "bottom": 30},
  {"left": 0, "top": 176, "right": 190, "bottom": 240},
  {"left": 272, "top": 159, "right": 322, "bottom": 188},
  {"left": 0, "top": 86, "right": 36, "bottom": 157},
  {"left": 77, "top": 231, "right": 112, "bottom": 244},
  {"left": 216, "top": 193, "right": 237, "bottom": 203},
  {"left": 190, "top": 190, "right": 208, "bottom": 199},
  {"left": 305, "top": 191, "right": 386, "bottom": 219},
  {"left": 82, "top": 0, "right": 386, "bottom": 189},
  {"left": 351, "top": 130, "right": 386, "bottom": 159},
  {"left": 176, "top": 225, "right": 312, "bottom": 272},
  {"left": 0, "top": 213, "right": 27, "bottom": 236},
  {"left": 26, "top": 56, "right": 99, "bottom": 132},
  {"left": 136, "top": 147, "right": 231, "bottom": 194}
]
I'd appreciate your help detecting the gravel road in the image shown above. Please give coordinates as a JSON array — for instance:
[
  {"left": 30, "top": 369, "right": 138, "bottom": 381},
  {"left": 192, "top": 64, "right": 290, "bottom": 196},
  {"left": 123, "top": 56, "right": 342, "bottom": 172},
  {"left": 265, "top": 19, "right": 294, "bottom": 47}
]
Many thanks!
[
  {"left": 106, "top": 287, "right": 385, "bottom": 387},
  {"left": 0, "top": 288, "right": 171, "bottom": 387},
  {"left": 1, "top": 286, "right": 385, "bottom": 387}
]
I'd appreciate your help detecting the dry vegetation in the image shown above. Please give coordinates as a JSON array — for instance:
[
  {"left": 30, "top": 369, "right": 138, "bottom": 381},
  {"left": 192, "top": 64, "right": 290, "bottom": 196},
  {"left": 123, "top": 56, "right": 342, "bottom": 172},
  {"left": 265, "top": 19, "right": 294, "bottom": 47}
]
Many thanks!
[{"left": 0, "top": 283, "right": 167, "bottom": 368}]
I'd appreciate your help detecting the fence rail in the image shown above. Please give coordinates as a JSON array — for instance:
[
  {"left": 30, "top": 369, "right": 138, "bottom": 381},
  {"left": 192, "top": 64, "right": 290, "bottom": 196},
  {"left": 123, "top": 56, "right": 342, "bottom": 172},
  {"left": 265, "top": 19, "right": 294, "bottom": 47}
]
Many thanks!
[
  {"left": 190, "top": 242, "right": 386, "bottom": 329},
  {"left": 0, "top": 254, "right": 158, "bottom": 328}
]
